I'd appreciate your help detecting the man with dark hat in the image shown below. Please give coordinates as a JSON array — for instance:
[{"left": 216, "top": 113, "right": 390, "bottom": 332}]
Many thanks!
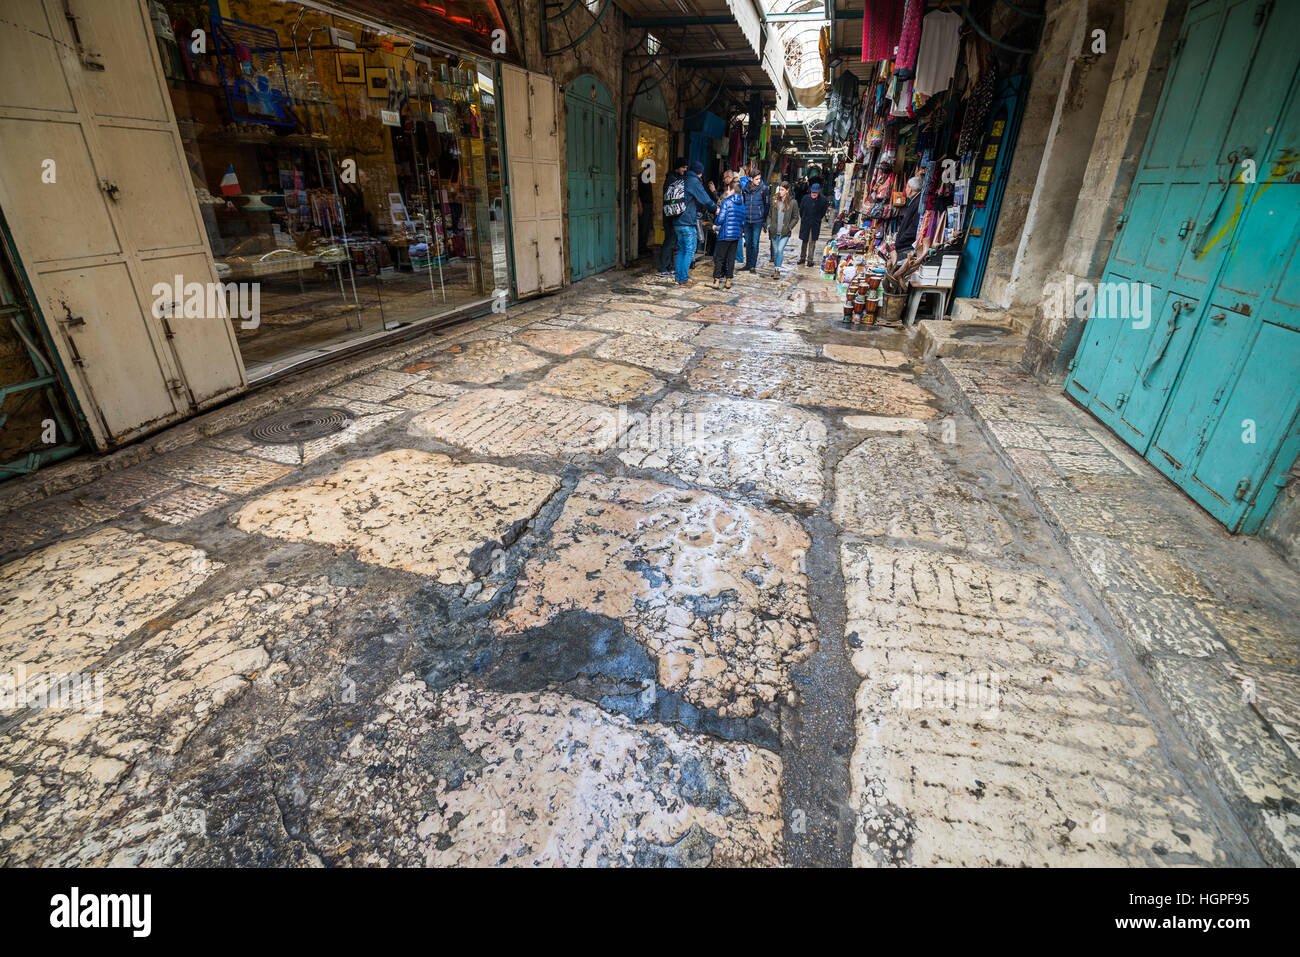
[
  {"left": 797, "top": 181, "right": 830, "bottom": 267},
  {"left": 658, "top": 157, "right": 689, "bottom": 276},
  {"left": 672, "top": 160, "right": 717, "bottom": 287}
]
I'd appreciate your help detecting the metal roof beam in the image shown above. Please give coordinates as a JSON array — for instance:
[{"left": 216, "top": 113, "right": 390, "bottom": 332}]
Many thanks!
[{"left": 625, "top": 15, "right": 735, "bottom": 27}]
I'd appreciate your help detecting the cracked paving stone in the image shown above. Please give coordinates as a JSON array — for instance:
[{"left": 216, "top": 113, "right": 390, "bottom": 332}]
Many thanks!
[
  {"left": 78, "top": 469, "right": 182, "bottom": 510},
  {"left": 511, "top": 328, "right": 607, "bottom": 356},
  {"left": 577, "top": 312, "right": 702, "bottom": 341},
  {"left": 496, "top": 474, "right": 817, "bottom": 717},
  {"left": 593, "top": 334, "right": 696, "bottom": 374},
  {"left": 232, "top": 449, "right": 558, "bottom": 583},
  {"left": 0, "top": 499, "right": 120, "bottom": 556},
  {"left": 823, "top": 344, "right": 911, "bottom": 368},
  {"left": 420, "top": 340, "right": 548, "bottom": 385},
  {"left": 843, "top": 415, "right": 928, "bottom": 432},
  {"left": 688, "top": 304, "right": 783, "bottom": 328},
  {"left": 139, "top": 485, "right": 233, "bottom": 525},
  {"left": 690, "top": 325, "right": 817, "bottom": 357},
  {"left": 834, "top": 434, "right": 1013, "bottom": 557},
  {"left": 0, "top": 580, "right": 349, "bottom": 865},
  {"left": 687, "top": 349, "right": 937, "bottom": 417},
  {"left": 1145, "top": 656, "right": 1300, "bottom": 864},
  {"left": 841, "top": 542, "right": 1226, "bottom": 867},
  {"left": 147, "top": 446, "right": 294, "bottom": 495},
  {"left": 619, "top": 392, "right": 826, "bottom": 507},
  {"left": 308, "top": 678, "right": 784, "bottom": 866},
  {"left": 0, "top": 526, "right": 220, "bottom": 678},
  {"left": 532, "top": 358, "right": 664, "bottom": 404},
  {"left": 408, "top": 388, "right": 624, "bottom": 457}
]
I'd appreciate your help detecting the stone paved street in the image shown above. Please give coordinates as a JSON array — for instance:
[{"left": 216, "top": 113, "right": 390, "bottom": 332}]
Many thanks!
[{"left": 0, "top": 264, "right": 1291, "bottom": 867}]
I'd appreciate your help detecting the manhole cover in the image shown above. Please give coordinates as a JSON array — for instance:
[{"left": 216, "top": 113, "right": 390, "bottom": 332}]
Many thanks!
[{"left": 249, "top": 407, "right": 352, "bottom": 444}]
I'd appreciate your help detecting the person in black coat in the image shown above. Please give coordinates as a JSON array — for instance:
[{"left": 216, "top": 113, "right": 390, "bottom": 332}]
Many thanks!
[
  {"left": 895, "top": 175, "right": 924, "bottom": 256},
  {"left": 796, "top": 183, "right": 831, "bottom": 266}
]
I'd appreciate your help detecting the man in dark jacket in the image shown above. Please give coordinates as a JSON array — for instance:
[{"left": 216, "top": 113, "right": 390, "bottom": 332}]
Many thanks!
[
  {"left": 797, "top": 182, "right": 830, "bottom": 267},
  {"left": 673, "top": 161, "right": 717, "bottom": 286},
  {"left": 895, "top": 175, "right": 924, "bottom": 256},
  {"left": 658, "top": 158, "right": 688, "bottom": 275},
  {"left": 740, "top": 171, "right": 768, "bottom": 272}
]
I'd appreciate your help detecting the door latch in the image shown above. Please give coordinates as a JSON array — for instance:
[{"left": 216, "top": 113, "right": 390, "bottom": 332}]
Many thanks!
[
  {"left": 59, "top": 302, "right": 85, "bottom": 326},
  {"left": 1234, "top": 477, "right": 1252, "bottom": 500},
  {"left": 1115, "top": 392, "right": 1129, "bottom": 409},
  {"left": 1177, "top": 220, "right": 1194, "bottom": 239},
  {"left": 99, "top": 179, "right": 120, "bottom": 201}
]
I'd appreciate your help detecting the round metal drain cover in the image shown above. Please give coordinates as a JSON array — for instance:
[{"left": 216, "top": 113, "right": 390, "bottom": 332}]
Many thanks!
[{"left": 249, "top": 407, "right": 352, "bottom": 444}]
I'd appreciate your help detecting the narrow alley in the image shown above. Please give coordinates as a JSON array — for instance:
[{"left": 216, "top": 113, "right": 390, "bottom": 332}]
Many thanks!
[{"left": 1, "top": 257, "right": 1289, "bottom": 867}]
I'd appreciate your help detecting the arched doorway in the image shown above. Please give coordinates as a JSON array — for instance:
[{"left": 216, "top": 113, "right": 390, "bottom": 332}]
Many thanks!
[
  {"left": 630, "top": 83, "right": 670, "bottom": 261},
  {"left": 565, "top": 75, "right": 616, "bottom": 281}
]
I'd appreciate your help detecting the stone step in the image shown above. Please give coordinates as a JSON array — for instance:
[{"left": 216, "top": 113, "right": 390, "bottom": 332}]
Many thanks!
[{"left": 914, "top": 317, "right": 1027, "bottom": 362}]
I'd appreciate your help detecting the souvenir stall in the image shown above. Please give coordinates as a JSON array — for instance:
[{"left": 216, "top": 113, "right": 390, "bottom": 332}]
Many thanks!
[{"left": 817, "top": 0, "right": 1004, "bottom": 328}]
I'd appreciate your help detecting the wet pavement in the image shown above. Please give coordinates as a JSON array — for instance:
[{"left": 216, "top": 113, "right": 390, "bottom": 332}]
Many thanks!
[{"left": 0, "top": 255, "right": 1286, "bottom": 866}]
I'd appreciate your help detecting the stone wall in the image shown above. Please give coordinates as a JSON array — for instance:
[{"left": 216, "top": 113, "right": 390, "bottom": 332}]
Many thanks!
[{"left": 1019, "top": 0, "right": 1187, "bottom": 381}]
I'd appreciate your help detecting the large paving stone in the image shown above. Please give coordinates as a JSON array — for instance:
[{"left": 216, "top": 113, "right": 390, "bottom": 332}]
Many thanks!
[
  {"left": 578, "top": 312, "right": 702, "bottom": 341},
  {"left": 307, "top": 678, "right": 784, "bottom": 867},
  {"left": 0, "top": 581, "right": 349, "bottom": 865},
  {"left": 687, "top": 349, "right": 937, "bottom": 417},
  {"left": 533, "top": 358, "right": 665, "bottom": 404},
  {"left": 408, "top": 388, "right": 624, "bottom": 456},
  {"left": 593, "top": 333, "right": 697, "bottom": 374},
  {"left": 511, "top": 328, "right": 607, "bottom": 356},
  {"left": 421, "top": 340, "right": 548, "bottom": 384},
  {"left": 690, "top": 325, "right": 817, "bottom": 357},
  {"left": 842, "top": 542, "right": 1226, "bottom": 867},
  {"left": 0, "top": 527, "right": 219, "bottom": 678},
  {"left": 619, "top": 392, "right": 826, "bottom": 507},
  {"left": 834, "top": 434, "right": 1013, "bottom": 557},
  {"left": 496, "top": 474, "right": 817, "bottom": 718},
  {"left": 232, "top": 449, "right": 558, "bottom": 583}
]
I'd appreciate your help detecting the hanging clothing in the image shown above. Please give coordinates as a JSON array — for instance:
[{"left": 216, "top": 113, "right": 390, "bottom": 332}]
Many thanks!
[
  {"left": 958, "top": 63, "right": 997, "bottom": 157},
  {"left": 894, "top": 0, "right": 924, "bottom": 77},
  {"left": 861, "top": 0, "right": 905, "bottom": 62},
  {"left": 913, "top": 10, "right": 963, "bottom": 97}
]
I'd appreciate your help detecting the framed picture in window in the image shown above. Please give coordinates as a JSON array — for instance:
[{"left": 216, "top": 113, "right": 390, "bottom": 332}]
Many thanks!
[
  {"left": 365, "top": 67, "right": 389, "bottom": 99},
  {"left": 336, "top": 52, "right": 364, "bottom": 84}
]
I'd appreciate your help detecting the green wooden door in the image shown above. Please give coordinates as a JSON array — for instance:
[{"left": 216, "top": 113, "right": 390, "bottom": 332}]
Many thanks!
[
  {"left": 1065, "top": 0, "right": 1300, "bottom": 530},
  {"left": 565, "top": 76, "right": 616, "bottom": 281}
]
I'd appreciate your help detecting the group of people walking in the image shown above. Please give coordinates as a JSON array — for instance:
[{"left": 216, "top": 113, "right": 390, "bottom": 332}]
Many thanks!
[{"left": 656, "top": 159, "right": 833, "bottom": 288}]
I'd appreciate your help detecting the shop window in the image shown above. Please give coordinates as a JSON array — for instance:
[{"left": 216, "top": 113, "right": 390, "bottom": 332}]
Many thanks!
[{"left": 153, "top": 0, "right": 509, "bottom": 376}]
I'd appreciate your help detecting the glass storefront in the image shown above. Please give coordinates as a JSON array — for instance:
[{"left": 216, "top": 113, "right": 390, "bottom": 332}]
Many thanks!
[{"left": 152, "top": 0, "right": 510, "bottom": 377}]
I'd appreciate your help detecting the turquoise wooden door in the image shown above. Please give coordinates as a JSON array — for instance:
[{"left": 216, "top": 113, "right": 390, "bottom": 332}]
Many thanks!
[
  {"left": 1066, "top": 0, "right": 1300, "bottom": 531},
  {"left": 565, "top": 76, "right": 616, "bottom": 281}
]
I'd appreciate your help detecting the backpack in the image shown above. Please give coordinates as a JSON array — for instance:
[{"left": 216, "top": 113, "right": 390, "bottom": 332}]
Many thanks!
[{"left": 662, "top": 177, "right": 687, "bottom": 218}]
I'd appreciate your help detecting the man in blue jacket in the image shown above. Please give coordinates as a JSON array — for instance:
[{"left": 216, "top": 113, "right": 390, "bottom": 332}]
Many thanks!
[
  {"left": 740, "top": 170, "right": 768, "bottom": 272},
  {"left": 673, "top": 161, "right": 716, "bottom": 287}
]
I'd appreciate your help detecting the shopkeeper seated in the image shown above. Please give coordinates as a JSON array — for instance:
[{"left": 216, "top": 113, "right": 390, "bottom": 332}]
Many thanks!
[{"left": 895, "top": 176, "right": 924, "bottom": 257}]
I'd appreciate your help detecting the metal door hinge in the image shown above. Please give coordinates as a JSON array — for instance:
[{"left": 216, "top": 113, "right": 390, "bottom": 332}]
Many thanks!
[
  {"left": 1115, "top": 392, "right": 1129, "bottom": 408},
  {"left": 1171, "top": 38, "right": 1184, "bottom": 57},
  {"left": 1177, "top": 220, "right": 1194, "bottom": 239},
  {"left": 1116, "top": 214, "right": 1127, "bottom": 229},
  {"left": 166, "top": 377, "right": 185, "bottom": 394},
  {"left": 1067, "top": 357, "right": 1078, "bottom": 372},
  {"left": 1234, "top": 478, "right": 1252, "bottom": 500}
]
